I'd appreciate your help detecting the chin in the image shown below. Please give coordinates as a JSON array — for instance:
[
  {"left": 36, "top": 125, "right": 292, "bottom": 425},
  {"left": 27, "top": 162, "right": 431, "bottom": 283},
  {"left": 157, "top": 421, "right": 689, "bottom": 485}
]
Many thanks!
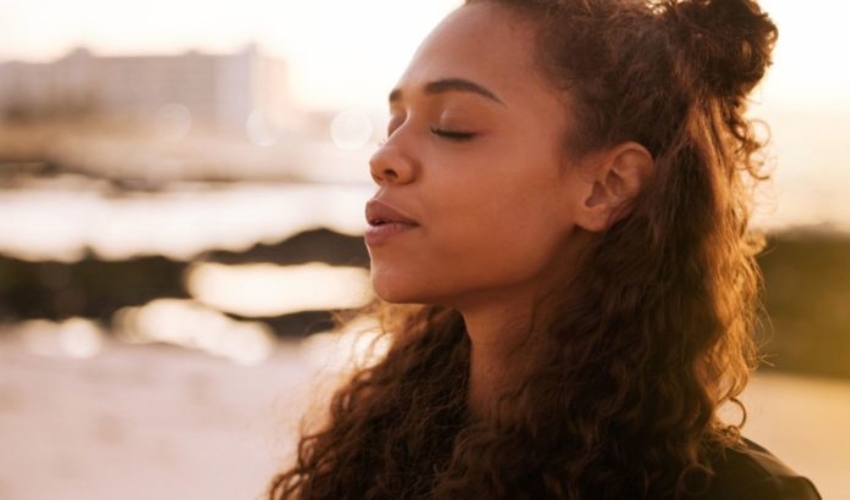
[
  {"left": 370, "top": 268, "right": 434, "bottom": 305},
  {"left": 371, "top": 280, "right": 421, "bottom": 304}
]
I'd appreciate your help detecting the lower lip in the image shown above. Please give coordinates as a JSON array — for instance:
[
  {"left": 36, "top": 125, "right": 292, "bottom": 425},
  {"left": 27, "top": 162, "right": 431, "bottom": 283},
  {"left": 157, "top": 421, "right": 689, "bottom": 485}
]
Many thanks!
[{"left": 364, "top": 222, "right": 418, "bottom": 246}]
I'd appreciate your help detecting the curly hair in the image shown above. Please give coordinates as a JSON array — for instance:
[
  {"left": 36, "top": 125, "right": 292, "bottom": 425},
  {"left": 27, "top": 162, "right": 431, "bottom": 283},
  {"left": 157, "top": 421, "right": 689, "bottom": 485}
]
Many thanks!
[{"left": 270, "top": 0, "right": 778, "bottom": 498}]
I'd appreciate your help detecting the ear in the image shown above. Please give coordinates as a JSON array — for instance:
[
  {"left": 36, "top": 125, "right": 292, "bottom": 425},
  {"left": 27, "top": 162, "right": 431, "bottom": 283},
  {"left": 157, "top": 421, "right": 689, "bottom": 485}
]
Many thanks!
[{"left": 573, "top": 142, "right": 654, "bottom": 232}]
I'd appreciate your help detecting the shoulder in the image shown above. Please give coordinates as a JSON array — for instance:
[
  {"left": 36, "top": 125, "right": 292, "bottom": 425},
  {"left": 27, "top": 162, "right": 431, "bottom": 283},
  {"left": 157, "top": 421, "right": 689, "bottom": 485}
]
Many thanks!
[{"left": 694, "top": 438, "right": 822, "bottom": 500}]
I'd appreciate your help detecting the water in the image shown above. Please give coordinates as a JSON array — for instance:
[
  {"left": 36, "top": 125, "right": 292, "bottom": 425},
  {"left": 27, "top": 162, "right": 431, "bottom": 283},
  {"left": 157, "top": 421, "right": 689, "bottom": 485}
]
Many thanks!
[{"left": 0, "top": 175, "right": 373, "bottom": 262}]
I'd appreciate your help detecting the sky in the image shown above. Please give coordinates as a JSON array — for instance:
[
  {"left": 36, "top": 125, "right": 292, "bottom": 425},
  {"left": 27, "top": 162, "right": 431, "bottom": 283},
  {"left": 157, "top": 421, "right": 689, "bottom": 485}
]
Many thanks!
[
  {"left": 0, "top": 0, "right": 459, "bottom": 110},
  {"left": 0, "top": 0, "right": 849, "bottom": 112}
]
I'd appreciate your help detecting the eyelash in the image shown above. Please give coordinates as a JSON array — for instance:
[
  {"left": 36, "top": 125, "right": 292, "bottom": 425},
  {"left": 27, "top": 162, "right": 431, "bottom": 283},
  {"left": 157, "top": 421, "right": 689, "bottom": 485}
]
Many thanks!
[
  {"left": 429, "top": 126, "right": 476, "bottom": 141},
  {"left": 379, "top": 124, "right": 476, "bottom": 146}
]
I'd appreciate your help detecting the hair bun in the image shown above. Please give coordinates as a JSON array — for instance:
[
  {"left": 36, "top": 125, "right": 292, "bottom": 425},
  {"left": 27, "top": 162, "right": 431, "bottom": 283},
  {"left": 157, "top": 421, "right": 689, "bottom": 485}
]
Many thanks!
[{"left": 661, "top": 0, "right": 778, "bottom": 100}]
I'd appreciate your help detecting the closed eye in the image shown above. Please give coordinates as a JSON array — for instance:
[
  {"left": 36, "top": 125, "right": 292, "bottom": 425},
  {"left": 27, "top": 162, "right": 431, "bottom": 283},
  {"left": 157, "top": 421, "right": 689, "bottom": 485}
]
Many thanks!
[{"left": 430, "top": 126, "right": 476, "bottom": 141}]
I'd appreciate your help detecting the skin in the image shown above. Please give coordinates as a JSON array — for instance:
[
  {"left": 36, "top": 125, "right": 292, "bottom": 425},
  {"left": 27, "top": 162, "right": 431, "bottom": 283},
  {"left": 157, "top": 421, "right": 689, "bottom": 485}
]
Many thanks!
[{"left": 366, "top": 3, "right": 653, "bottom": 416}]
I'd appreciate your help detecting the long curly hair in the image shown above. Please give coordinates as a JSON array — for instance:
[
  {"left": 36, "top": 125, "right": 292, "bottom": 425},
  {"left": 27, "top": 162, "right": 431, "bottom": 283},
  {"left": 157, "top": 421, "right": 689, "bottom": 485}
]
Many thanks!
[{"left": 270, "top": 0, "right": 778, "bottom": 498}]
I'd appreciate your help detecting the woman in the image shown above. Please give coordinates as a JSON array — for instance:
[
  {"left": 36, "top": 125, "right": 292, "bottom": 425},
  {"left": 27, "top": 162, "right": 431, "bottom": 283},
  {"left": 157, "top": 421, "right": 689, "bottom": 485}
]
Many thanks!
[{"left": 271, "top": 0, "right": 821, "bottom": 498}]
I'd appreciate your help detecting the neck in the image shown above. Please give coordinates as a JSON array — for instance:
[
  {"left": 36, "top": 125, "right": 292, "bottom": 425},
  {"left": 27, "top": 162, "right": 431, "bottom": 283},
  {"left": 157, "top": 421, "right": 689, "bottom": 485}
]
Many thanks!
[
  {"left": 461, "top": 299, "right": 543, "bottom": 421},
  {"left": 453, "top": 234, "right": 589, "bottom": 420}
]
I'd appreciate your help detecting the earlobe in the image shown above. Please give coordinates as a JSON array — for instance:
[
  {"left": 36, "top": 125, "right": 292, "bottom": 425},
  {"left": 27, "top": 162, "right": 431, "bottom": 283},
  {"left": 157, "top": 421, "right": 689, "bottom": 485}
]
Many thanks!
[{"left": 574, "top": 142, "right": 654, "bottom": 232}]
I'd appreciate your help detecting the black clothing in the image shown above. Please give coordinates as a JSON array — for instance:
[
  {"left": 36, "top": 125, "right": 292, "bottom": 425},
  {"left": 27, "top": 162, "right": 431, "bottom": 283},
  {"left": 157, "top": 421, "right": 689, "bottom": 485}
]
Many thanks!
[{"left": 694, "top": 439, "right": 821, "bottom": 499}]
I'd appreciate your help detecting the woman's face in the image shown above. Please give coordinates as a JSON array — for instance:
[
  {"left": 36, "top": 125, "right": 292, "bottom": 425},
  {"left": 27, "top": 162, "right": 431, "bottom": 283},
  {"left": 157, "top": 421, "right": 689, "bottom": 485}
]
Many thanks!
[{"left": 366, "top": 3, "right": 589, "bottom": 311}]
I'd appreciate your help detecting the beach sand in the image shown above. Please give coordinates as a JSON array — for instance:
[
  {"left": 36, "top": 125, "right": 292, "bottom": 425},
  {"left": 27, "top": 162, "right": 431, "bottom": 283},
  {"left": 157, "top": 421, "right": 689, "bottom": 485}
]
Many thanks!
[{"left": 1, "top": 332, "right": 847, "bottom": 500}]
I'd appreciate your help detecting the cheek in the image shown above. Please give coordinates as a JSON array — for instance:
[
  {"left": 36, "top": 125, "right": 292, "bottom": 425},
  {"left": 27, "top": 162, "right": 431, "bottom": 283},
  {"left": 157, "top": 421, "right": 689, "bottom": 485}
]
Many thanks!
[
  {"left": 368, "top": 148, "right": 575, "bottom": 303},
  {"left": 475, "top": 219, "right": 567, "bottom": 272},
  {"left": 433, "top": 189, "right": 570, "bottom": 277}
]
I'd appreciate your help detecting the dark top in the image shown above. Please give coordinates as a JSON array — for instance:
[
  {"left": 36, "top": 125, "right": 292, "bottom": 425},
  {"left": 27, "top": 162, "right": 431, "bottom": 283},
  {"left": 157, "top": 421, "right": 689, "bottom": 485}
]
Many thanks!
[{"left": 694, "top": 439, "right": 821, "bottom": 500}]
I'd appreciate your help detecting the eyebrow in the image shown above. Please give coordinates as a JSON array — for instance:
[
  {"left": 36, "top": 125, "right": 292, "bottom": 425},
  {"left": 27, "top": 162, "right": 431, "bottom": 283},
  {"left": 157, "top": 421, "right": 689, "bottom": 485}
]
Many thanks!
[{"left": 388, "top": 78, "right": 505, "bottom": 106}]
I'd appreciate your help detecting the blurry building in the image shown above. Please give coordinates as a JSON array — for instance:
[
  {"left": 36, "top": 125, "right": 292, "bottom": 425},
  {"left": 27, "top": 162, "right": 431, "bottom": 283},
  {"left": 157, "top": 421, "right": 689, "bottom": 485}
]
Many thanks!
[{"left": 0, "top": 45, "right": 291, "bottom": 134}]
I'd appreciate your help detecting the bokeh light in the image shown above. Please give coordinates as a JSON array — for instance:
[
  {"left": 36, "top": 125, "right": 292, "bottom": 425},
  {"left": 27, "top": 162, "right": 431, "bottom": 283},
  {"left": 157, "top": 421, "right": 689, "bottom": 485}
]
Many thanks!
[
  {"left": 0, "top": 180, "right": 371, "bottom": 262},
  {"left": 154, "top": 103, "right": 192, "bottom": 142},
  {"left": 115, "top": 298, "right": 276, "bottom": 365},
  {"left": 18, "top": 317, "right": 105, "bottom": 358},
  {"left": 185, "top": 262, "right": 373, "bottom": 317},
  {"left": 245, "top": 109, "right": 278, "bottom": 147},
  {"left": 330, "top": 109, "right": 374, "bottom": 151}
]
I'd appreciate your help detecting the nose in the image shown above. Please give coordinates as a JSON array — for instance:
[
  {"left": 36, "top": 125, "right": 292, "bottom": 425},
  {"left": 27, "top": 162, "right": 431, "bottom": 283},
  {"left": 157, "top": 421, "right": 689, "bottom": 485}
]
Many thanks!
[{"left": 369, "top": 139, "right": 416, "bottom": 185}]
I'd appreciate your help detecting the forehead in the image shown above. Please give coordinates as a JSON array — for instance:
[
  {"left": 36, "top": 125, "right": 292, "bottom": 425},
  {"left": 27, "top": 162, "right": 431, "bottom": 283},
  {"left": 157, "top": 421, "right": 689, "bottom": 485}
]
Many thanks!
[{"left": 395, "top": 3, "right": 554, "bottom": 104}]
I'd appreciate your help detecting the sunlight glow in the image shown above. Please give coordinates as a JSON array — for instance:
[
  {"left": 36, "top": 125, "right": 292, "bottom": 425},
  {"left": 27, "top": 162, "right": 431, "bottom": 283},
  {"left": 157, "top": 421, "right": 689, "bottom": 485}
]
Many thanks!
[
  {"left": 0, "top": 0, "right": 845, "bottom": 110},
  {"left": 115, "top": 298, "right": 276, "bottom": 365},
  {"left": 18, "top": 317, "right": 106, "bottom": 358},
  {"left": 0, "top": 0, "right": 462, "bottom": 110},
  {"left": 331, "top": 109, "right": 374, "bottom": 150},
  {"left": 757, "top": 0, "right": 850, "bottom": 110},
  {"left": 0, "top": 179, "right": 371, "bottom": 262},
  {"left": 185, "top": 262, "right": 373, "bottom": 317},
  {"left": 245, "top": 110, "right": 278, "bottom": 147},
  {"left": 300, "top": 316, "right": 389, "bottom": 373},
  {"left": 154, "top": 103, "right": 192, "bottom": 142}
]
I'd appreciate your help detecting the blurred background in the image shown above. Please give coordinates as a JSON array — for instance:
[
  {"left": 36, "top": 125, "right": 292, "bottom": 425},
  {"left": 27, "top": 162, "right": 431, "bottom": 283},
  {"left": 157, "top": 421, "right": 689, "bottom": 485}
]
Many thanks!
[{"left": 0, "top": 0, "right": 848, "bottom": 499}]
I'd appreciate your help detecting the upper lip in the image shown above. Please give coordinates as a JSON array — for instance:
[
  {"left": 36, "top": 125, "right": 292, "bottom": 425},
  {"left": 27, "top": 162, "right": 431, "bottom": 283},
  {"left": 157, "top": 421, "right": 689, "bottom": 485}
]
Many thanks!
[{"left": 365, "top": 199, "right": 418, "bottom": 226}]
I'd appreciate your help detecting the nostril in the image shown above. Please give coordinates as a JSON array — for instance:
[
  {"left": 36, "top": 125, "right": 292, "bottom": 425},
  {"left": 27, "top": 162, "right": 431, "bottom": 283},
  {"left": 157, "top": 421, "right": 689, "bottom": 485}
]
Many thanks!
[
  {"left": 382, "top": 168, "right": 399, "bottom": 181},
  {"left": 370, "top": 165, "right": 399, "bottom": 184},
  {"left": 369, "top": 145, "right": 414, "bottom": 184}
]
